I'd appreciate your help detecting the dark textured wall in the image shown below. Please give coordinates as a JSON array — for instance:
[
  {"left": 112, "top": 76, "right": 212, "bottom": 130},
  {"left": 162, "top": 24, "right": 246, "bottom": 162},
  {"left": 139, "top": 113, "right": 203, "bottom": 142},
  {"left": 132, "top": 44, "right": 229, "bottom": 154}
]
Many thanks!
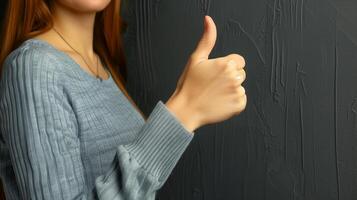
[
  {"left": 120, "top": 0, "right": 357, "bottom": 199},
  {"left": 0, "top": 0, "right": 356, "bottom": 199}
]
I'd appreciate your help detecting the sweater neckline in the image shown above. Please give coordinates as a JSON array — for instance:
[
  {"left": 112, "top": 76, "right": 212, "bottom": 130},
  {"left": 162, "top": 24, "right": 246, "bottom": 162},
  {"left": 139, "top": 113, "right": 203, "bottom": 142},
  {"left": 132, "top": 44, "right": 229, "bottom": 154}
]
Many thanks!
[{"left": 24, "top": 38, "right": 113, "bottom": 83}]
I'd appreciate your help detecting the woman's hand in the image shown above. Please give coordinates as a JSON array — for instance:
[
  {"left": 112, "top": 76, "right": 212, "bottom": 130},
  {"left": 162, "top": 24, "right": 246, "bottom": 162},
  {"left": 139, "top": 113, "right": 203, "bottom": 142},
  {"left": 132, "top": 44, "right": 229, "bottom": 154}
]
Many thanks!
[{"left": 166, "top": 15, "right": 247, "bottom": 133}]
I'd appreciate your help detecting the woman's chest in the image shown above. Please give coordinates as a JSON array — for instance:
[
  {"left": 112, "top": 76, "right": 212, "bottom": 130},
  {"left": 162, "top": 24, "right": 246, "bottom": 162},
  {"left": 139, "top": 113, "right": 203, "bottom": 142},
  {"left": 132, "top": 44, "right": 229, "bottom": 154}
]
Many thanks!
[{"left": 66, "top": 79, "right": 145, "bottom": 156}]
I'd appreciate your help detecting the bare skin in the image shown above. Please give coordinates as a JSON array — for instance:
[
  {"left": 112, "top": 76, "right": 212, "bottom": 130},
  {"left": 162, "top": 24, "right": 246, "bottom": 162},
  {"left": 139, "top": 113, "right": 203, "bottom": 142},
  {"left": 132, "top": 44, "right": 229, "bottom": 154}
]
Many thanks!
[
  {"left": 33, "top": 0, "right": 111, "bottom": 80},
  {"left": 34, "top": 0, "right": 247, "bottom": 134},
  {"left": 166, "top": 16, "right": 247, "bottom": 133}
]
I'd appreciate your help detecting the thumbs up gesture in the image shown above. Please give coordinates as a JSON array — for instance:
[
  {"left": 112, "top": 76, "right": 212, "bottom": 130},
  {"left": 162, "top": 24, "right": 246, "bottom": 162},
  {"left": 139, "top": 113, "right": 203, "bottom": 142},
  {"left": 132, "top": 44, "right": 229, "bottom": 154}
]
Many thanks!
[{"left": 166, "top": 16, "right": 247, "bottom": 133}]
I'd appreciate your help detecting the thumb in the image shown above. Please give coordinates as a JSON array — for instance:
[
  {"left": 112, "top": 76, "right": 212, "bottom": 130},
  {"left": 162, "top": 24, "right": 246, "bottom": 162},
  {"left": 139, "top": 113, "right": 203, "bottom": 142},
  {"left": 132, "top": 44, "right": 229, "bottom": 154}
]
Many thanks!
[{"left": 191, "top": 15, "right": 217, "bottom": 63}]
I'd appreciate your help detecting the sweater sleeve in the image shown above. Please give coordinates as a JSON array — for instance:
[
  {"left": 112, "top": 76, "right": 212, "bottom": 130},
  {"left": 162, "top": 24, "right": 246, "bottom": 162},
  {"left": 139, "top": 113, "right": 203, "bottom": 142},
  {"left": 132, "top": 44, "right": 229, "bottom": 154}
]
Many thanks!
[{"left": 0, "top": 47, "right": 194, "bottom": 200}]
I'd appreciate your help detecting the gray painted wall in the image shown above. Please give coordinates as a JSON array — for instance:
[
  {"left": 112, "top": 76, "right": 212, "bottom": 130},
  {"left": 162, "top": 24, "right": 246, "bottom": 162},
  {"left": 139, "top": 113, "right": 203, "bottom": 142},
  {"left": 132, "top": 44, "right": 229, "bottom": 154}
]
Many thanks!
[{"left": 121, "top": 0, "right": 357, "bottom": 199}]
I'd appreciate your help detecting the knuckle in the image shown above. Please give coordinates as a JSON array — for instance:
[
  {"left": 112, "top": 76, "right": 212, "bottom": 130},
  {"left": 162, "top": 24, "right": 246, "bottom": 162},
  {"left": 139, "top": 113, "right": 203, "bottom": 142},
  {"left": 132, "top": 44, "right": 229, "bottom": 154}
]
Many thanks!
[
  {"left": 239, "top": 69, "right": 246, "bottom": 80},
  {"left": 216, "top": 59, "right": 227, "bottom": 68},
  {"left": 228, "top": 53, "right": 246, "bottom": 68},
  {"left": 242, "top": 95, "right": 247, "bottom": 107},
  {"left": 239, "top": 55, "right": 246, "bottom": 68},
  {"left": 236, "top": 94, "right": 247, "bottom": 110},
  {"left": 233, "top": 87, "right": 244, "bottom": 100},
  {"left": 236, "top": 86, "right": 245, "bottom": 96},
  {"left": 227, "top": 53, "right": 239, "bottom": 59},
  {"left": 229, "top": 78, "right": 238, "bottom": 89},
  {"left": 230, "top": 69, "right": 239, "bottom": 79},
  {"left": 224, "top": 60, "right": 238, "bottom": 73}
]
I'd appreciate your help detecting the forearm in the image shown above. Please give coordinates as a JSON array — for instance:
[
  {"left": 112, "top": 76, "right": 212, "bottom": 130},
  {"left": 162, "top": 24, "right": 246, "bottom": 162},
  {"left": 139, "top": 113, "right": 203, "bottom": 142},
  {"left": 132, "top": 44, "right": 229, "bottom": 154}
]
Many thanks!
[{"left": 165, "top": 91, "right": 202, "bottom": 133}]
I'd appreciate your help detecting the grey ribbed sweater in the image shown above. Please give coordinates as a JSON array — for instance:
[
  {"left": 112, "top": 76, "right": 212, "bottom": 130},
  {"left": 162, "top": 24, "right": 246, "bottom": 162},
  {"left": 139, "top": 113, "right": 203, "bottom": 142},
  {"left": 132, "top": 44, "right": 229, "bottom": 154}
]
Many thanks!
[{"left": 0, "top": 38, "right": 195, "bottom": 199}]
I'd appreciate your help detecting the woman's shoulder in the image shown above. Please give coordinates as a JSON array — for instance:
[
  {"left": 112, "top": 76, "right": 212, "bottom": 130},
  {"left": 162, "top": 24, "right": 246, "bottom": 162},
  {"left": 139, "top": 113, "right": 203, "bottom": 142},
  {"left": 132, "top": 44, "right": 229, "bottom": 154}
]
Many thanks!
[
  {"left": 1, "top": 38, "right": 71, "bottom": 82},
  {"left": 3, "top": 38, "right": 64, "bottom": 73}
]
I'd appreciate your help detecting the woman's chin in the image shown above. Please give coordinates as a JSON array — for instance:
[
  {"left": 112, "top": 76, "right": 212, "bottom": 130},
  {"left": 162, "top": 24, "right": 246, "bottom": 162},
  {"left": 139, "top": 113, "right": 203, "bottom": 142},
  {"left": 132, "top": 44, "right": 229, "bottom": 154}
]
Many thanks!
[{"left": 59, "top": 0, "right": 111, "bottom": 13}]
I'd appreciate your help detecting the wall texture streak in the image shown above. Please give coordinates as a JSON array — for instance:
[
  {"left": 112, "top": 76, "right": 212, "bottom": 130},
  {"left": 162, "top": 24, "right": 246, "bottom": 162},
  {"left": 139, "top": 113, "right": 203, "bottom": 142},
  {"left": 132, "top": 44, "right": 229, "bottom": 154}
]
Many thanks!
[{"left": 121, "top": 0, "right": 357, "bottom": 199}]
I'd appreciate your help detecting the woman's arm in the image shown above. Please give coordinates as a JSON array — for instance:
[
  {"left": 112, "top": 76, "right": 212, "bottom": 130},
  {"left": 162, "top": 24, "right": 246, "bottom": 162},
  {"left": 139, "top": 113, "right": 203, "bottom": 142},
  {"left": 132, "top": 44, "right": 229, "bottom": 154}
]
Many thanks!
[
  {"left": 95, "top": 100, "right": 193, "bottom": 199},
  {"left": 0, "top": 46, "right": 194, "bottom": 200},
  {"left": 95, "top": 102, "right": 194, "bottom": 199},
  {"left": 1, "top": 13, "right": 247, "bottom": 199}
]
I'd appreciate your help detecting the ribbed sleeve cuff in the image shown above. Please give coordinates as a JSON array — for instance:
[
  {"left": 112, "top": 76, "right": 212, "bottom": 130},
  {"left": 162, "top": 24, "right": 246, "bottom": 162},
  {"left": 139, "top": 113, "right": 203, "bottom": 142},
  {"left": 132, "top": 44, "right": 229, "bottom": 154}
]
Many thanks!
[{"left": 122, "top": 100, "right": 194, "bottom": 182}]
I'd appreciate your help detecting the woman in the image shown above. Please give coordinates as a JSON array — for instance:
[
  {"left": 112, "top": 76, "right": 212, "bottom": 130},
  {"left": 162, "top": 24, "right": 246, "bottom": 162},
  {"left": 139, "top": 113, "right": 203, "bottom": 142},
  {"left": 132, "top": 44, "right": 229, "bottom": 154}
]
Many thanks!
[{"left": 0, "top": 0, "right": 247, "bottom": 199}]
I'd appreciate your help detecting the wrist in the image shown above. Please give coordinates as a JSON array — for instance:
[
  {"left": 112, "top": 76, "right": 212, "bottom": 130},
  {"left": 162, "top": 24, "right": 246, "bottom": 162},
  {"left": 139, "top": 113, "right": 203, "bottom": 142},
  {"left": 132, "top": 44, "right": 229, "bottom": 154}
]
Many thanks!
[{"left": 165, "top": 91, "right": 202, "bottom": 133}]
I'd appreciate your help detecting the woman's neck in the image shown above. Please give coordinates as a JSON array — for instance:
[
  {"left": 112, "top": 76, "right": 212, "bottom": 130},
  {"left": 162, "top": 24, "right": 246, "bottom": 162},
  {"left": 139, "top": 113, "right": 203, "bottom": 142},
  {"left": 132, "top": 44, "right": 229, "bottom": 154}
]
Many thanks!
[{"left": 51, "top": 2, "right": 96, "bottom": 58}]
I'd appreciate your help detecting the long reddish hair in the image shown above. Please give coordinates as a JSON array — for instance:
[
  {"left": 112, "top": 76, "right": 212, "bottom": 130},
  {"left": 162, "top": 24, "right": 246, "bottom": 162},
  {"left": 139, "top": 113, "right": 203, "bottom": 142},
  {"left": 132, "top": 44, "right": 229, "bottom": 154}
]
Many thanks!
[
  {"left": 0, "top": 0, "right": 146, "bottom": 119},
  {"left": 0, "top": 2, "right": 148, "bottom": 197}
]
